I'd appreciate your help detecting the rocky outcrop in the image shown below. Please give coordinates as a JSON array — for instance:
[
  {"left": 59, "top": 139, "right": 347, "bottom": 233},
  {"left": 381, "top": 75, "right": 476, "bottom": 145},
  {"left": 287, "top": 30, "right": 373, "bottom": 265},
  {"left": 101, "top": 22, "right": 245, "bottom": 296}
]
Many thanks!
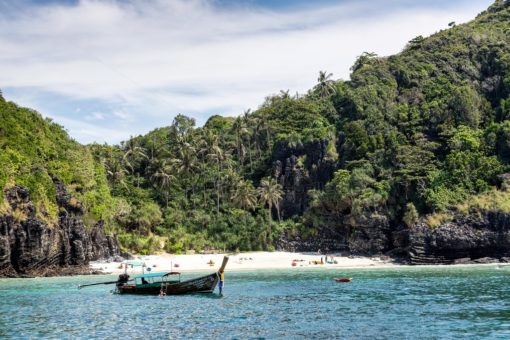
[
  {"left": 278, "top": 205, "right": 510, "bottom": 264},
  {"left": 277, "top": 212, "right": 394, "bottom": 255},
  {"left": 0, "top": 183, "right": 120, "bottom": 277},
  {"left": 277, "top": 225, "right": 349, "bottom": 254},
  {"left": 272, "top": 139, "right": 336, "bottom": 218},
  {"left": 273, "top": 139, "right": 398, "bottom": 256},
  {"left": 409, "top": 210, "right": 510, "bottom": 264},
  {"left": 346, "top": 213, "right": 392, "bottom": 255}
]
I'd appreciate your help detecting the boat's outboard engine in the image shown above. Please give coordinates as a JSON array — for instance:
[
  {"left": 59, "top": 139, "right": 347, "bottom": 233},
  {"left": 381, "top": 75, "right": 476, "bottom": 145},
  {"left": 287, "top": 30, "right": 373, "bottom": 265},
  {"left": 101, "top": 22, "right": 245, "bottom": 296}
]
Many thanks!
[{"left": 116, "top": 274, "right": 130, "bottom": 286}]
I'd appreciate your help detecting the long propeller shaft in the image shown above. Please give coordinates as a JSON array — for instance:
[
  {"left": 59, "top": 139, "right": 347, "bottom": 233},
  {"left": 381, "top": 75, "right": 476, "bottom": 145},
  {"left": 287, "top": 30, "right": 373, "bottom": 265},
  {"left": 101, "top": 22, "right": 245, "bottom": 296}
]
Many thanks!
[{"left": 78, "top": 280, "right": 119, "bottom": 289}]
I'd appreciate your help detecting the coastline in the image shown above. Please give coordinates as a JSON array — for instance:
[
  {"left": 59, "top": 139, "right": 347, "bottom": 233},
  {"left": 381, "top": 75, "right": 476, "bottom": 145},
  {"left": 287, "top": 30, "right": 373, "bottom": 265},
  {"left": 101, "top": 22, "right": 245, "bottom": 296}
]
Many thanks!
[
  {"left": 90, "top": 252, "right": 510, "bottom": 276},
  {"left": 90, "top": 251, "right": 399, "bottom": 275}
]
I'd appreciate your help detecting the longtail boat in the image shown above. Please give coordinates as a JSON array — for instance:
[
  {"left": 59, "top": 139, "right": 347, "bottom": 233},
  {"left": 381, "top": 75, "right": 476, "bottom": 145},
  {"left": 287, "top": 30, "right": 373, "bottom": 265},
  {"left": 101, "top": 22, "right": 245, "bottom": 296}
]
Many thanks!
[{"left": 79, "top": 256, "right": 229, "bottom": 295}]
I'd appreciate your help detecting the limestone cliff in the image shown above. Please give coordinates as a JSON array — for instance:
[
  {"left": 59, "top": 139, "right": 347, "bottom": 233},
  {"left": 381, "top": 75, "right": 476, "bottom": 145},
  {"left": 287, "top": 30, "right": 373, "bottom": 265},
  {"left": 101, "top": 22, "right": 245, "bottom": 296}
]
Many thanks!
[
  {"left": 0, "top": 183, "right": 120, "bottom": 277},
  {"left": 409, "top": 211, "right": 510, "bottom": 264},
  {"left": 272, "top": 139, "right": 336, "bottom": 218}
]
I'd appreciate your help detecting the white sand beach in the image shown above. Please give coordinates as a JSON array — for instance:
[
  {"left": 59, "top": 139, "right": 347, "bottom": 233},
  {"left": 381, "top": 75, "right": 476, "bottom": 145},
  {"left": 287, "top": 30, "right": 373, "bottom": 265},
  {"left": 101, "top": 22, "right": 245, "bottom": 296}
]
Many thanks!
[{"left": 90, "top": 252, "right": 398, "bottom": 275}]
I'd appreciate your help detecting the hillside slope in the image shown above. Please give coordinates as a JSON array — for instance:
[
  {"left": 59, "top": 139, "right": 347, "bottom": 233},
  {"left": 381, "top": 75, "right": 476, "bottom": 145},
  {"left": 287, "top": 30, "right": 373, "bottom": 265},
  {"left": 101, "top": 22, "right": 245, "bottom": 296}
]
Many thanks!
[
  {"left": 0, "top": 98, "right": 120, "bottom": 277},
  {"left": 1, "top": 1, "right": 510, "bottom": 267},
  {"left": 97, "top": 1, "right": 510, "bottom": 260}
]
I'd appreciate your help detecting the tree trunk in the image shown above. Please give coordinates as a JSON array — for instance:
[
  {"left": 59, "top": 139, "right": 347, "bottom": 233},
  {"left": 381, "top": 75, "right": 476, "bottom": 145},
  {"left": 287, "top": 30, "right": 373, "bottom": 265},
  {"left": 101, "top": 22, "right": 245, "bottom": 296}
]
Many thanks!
[
  {"left": 267, "top": 202, "right": 273, "bottom": 242},
  {"left": 247, "top": 140, "right": 253, "bottom": 172},
  {"left": 216, "top": 180, "right": 221, "bottom": 215}
]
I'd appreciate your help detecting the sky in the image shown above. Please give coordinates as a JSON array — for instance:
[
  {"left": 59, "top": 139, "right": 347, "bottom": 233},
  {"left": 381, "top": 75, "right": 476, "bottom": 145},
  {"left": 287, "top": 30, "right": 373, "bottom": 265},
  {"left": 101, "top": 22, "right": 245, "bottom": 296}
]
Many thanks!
[{"left": 0, "top": 0, "right": 495, "bottom": 144}]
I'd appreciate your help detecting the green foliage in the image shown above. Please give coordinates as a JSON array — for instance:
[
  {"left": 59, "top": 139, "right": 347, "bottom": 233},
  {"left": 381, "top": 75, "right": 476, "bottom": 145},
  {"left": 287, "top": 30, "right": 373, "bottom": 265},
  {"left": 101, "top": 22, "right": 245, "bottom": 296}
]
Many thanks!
[
  {"left": 0, "top": 100, "right": 113, "bottom": 228},
  {"left": 3, "top": 2, "right": 510, "bottom": 254},
  {"left": 128, "top": 201, "right": 163, "bottom": 235},
  {"left": 403, "top": 203, "right": 419, "bottom": 227},
  {"left": 457, "top": 188, "right": 510, "bottom": 214},
  {"left": 258, "top": 95, "right": 335, "bottom": 143},
  {"left": 449, "top": 84, "right": 481, "bottom": 128},
  {"left": 117, "top": 233, "right": 162, "bottom": 255},
  {"left": 308, "top": 1, "right": 510, "bottom": 225}
]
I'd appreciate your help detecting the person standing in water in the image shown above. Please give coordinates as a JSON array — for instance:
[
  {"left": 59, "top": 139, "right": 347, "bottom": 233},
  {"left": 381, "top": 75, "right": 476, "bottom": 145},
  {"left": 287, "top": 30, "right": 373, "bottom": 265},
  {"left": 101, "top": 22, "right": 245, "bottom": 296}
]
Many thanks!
[{"left": 218, "top": 270, "right": 225, "bottom": 294}]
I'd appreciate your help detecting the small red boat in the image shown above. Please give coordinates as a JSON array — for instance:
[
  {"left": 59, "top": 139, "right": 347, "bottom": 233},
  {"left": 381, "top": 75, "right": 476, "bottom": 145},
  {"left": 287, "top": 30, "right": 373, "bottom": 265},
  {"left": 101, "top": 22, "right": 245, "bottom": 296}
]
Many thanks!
[{"left": 334, "top": 278, "right": 352, "bottom": 283}]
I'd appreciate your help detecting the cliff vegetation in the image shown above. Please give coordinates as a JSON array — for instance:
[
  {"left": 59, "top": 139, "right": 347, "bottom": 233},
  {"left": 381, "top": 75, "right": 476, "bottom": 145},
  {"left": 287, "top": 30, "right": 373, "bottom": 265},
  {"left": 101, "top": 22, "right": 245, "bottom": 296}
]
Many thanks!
[{"left": 1, "top": 1, "right": 510, "bottom": 260}]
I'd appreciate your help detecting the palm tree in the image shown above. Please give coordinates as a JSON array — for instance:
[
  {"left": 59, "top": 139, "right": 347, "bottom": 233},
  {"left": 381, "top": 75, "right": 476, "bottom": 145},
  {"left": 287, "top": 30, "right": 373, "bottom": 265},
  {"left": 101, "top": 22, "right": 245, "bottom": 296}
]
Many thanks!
[
  {"left": 280, "top": 89, "right": 290, "bottom": 99},
  {"left": 232, "top": 180, "right": 257, "bottom": 211},
  {"left": 242, "top": 110, "right": 254, "bottom": 172},
  {"left": 174, "top": 142, "right": 198, "bottom": 176},
  {"left": 232, "top": 117, "right": 247, "bottom": 167},
  {"left": 205, "top": 134, "right": 227, "bottom": 214},
  {"left": 260, "top": 115, "right": 271, "bottom": 151},
  {"left": 197, "top": 130, "right": 219, "bottom": 208},
  {"left": 252, "top": 116, "right": 263, "bottom": 158},
  {"left": 173, "top": 141, "right": 199, "bottom": 204},
  {"left": 351, "top": 52, "right": 378, "bottom": 72},
  {"left": 316, "top": 70, "right": 336, "bottom": 98},
  {"left": 102, "top": 156, "right": 129, "bottom": 190},
  {"left": 122, "top": 137, "right": 148, "bottom": 176},
  {"left": 257, "top": 177, "right": 284, "bottom": 241},
  {"left": 149, "top": 159, "right": 175, "bottom": 207}
]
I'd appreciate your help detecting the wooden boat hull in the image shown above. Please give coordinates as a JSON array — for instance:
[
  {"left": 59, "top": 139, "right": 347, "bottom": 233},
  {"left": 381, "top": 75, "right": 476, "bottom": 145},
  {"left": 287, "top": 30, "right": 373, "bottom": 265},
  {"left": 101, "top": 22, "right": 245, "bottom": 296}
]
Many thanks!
[
  {"left": 334, "top": 278, "right": 352, "bottom": 283},
  {"left": 116, "top": 272, "right": 220, "bottom": 295}
]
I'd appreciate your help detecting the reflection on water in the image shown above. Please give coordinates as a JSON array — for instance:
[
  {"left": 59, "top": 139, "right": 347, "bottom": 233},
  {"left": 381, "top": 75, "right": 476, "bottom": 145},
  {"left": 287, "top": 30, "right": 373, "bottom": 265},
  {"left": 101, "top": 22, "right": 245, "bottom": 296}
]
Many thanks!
[{"left": 0, "top": 266, "right": 509, "bottom": 338}]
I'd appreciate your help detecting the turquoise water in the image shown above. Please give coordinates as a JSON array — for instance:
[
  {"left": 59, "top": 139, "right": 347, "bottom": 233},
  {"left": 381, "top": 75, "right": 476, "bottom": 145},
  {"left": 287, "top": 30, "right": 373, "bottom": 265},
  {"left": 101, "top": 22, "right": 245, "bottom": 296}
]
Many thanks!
[{"left": 1, "top": 266, "right": 509, "bottom": 339}]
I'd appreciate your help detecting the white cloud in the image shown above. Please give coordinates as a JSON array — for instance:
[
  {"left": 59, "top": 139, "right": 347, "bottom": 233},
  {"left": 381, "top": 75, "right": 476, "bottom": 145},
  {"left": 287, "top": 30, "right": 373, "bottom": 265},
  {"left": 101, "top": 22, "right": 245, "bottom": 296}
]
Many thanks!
[
  {"left": 85, "top": 111, "right": 105, "bottom": 121},
  {"left": 0, "top": 0, "right": 494, "bottom": 143},
  {"left": 47, "top": 112, "right": 130, "bottom": 144}
]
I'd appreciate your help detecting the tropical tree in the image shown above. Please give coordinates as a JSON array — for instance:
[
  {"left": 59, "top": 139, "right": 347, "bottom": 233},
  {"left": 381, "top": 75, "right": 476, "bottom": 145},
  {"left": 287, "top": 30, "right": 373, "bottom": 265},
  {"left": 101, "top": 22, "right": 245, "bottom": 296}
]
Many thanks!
[
  {"left": 350, "top": 52, "right": 378, "bottom": 72},
  {"left": 232, "top": 180, "right": 257, "bottom": 211},
  {"left": 149, "top": 159, "right": 175, "bottom": 207},
  {"left": 242, "top": 110, "right": 254, "bottom": 171},
  {"left": 205, "top": 133, "right": 231, "bottom": 213},
  {"left": 257, "top": 177, "right": 284, "bottom": 241},
  {"left": 122, "top": 137, "right": 148, "bottom": 176},
  {"left": 316, "top": 71, "right": 336, "bottom": 98},
  {"left": 103, "top": 157, "right": 129, "bottom": 190},
  {"left": 260, "top": 114, "right": 271, "bottom": 151},
  {"left": 252, "top": 116, "right": 263, "bottom": 157},
  {"left": 232, "top": 117, "right": 247, "bottom": 167}
]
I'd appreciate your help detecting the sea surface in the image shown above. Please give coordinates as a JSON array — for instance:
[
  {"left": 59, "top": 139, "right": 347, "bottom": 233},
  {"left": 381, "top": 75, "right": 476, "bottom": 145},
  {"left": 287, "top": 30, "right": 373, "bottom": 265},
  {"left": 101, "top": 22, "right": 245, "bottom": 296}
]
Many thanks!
[{"left": 0, "top": 265, "right": 509, "bottom": 339}]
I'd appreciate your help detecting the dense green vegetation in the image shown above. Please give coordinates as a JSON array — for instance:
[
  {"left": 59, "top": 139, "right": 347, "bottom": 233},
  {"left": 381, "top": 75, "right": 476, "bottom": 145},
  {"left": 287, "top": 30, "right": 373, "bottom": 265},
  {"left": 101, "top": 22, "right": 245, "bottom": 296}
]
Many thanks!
[
  {"left": 1, "top": 1, "right": 510, "bottom": 254},
  {"left": 0, "top": 97, "right": 122, "bottom": 227}
]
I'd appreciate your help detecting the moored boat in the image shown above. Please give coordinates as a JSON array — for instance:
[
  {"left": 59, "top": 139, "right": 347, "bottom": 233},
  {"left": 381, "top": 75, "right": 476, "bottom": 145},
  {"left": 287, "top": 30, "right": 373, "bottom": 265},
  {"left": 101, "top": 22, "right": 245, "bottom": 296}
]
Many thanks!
[
  {"left": 334, "top": 277, "right": 352, "bottom": 283},
  {"left": 79, "top": 256, "right": 229, "bottom": 295},
  {"left": 116, "top": 271, "right": 220, "bottom": 295}
]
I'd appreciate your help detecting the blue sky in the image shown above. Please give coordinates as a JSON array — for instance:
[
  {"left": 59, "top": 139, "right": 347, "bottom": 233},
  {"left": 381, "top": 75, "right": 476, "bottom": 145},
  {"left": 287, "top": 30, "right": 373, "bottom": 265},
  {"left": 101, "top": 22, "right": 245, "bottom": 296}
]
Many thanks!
[{"left": 0, "top": 0, "right": 494, "bottom": 144}]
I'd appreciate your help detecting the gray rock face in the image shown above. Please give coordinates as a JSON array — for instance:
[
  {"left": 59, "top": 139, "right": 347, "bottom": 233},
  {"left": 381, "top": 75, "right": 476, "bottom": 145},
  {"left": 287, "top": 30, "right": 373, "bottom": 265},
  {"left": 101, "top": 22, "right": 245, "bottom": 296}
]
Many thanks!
[
  {"left": 271, "top": 134, "right": 510, "bottom": 262},
  {"left": 272, "top": 140, "right": 400, "bottom": 256},
  {"left": 346, "top": 213, "right": 392, "bottom": 255},
  {"left": 0, "top": 183, "right": 120, "bottom": 277},
  {"left": 277, "top": 212, "right": 394, "bottom": 256},
  {"left": 272, "top": 139, "right": 336, "bottom": 219},
  {"left": 409, "top": 211, "right": 510, "bottom": 264},
  {"left": 277, "top": 225, "right": 350, "bottom": 254}
]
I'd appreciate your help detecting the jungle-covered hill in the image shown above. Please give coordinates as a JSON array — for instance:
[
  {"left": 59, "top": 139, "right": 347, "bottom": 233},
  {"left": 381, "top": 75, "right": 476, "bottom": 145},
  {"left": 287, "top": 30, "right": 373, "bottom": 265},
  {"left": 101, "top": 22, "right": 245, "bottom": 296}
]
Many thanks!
[{"left": 1, "top": 0, "right": 510, "bottom": 258}]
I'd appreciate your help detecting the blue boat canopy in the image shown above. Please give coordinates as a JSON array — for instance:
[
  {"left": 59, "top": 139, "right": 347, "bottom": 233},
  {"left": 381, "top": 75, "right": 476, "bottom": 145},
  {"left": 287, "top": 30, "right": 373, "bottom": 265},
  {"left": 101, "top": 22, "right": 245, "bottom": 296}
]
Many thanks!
[
  {"left": 122, "top": 260, "right": 145, "bottom": 267},
  {"left": 134, "top": 272, "right": 180, "bottom": 279}
]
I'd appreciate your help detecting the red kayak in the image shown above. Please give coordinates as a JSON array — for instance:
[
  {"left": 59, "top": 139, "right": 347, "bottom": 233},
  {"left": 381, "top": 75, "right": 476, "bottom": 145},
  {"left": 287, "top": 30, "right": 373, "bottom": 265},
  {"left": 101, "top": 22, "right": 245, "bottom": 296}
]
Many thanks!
[{"left": 334, "top": 278, "right": 352, "bottom": 283}]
